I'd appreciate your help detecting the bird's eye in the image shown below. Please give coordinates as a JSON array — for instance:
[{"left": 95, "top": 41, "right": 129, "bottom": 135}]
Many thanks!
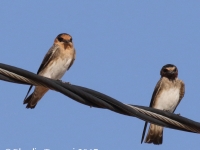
[
  {"left": 163, "top": 69, "right": 168, "bottom": 72},
  {"left": 174, "top": 68, "right": 177, "bottom": 72},
  {"left": 70, "top": 38, "right": 72, "bottom": 42},
  {"left": 58, "top": 37, "right": 63, "bottom": 42}
]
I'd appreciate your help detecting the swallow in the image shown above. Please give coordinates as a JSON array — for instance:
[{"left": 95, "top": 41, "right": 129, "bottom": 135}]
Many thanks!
[
  {"left": 141, "top": 64, "right": 185, "bottom": 145},
  {"left": 23, "top": 33, "right": 76, "bottom": 109}
]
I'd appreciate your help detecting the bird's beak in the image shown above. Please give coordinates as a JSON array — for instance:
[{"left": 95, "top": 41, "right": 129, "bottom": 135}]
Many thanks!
[
  {"left": 63, "top": 40, "right": 71, "bottom": 43},
  {"left": 169, "top": 71, "right": 175, "bottom": 75}
]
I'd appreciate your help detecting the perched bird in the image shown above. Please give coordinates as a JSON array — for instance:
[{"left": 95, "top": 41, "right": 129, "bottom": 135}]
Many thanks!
[
  {"left": 141, "top": 64, "right": 185, "bottom": 145},
  {"left": 23, "top": 33, "right": 76, "bottom": 109}
]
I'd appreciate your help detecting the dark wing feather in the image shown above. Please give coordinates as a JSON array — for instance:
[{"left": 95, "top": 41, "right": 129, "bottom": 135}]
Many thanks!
[
  {"left": 179, "top": 80, "right": 185, "bottom": 102},
  {"left": 37, "top": 44, "right": 60, "bottom": 74},
  {"left": 141, "top": 78, "right": 163, "bottom": 143},
  {"left": 23, "top": 44, "right": 59, "bottom": 102},
  {"left": 149, "top": 79, "right": 163, "bottom": 107},
  {"left": 23, "top": 85, "right": 33, "bottom": 104}
]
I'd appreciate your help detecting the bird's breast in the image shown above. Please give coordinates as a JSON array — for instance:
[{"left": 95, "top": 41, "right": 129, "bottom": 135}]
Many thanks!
[
  {"left": 41, "top": 57, "right": 72, "bottom": 79},
  {"left": 154, "top": 88, "right": 180, "bottom": 112}
]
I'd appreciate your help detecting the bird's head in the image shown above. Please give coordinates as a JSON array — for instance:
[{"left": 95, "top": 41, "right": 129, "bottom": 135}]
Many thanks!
[
  {"left": 54, "top": 33, "right": 73, "bottom": 49},
  {"left": 160, "top": 64, "right": 178, "bottom": 80}
]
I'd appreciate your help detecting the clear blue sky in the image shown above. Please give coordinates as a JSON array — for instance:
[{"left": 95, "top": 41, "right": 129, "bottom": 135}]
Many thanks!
[{"left": 0, "top": 1, "right": 199, "bottom": 150}]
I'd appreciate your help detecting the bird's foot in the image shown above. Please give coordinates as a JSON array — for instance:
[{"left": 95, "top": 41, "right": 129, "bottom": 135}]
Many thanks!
[{"left": 56, "top": 79, "right": 70, "bottom": 84}]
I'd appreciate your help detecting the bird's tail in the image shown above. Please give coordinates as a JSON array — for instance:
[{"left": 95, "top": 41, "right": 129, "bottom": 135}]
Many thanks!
[
  {"left": 23, "top": 93, "right": 36, "bottom": 109},
  {"left": 145, "top": 124, "right": 163, "bottom": 145},
  {"left": 23, "top": 86, "right": 48, "bottom": 109}
]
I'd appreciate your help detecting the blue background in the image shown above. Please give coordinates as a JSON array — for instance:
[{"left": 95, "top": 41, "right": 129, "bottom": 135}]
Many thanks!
[{"left": 0, "top": 1, "right": 199, "bottom": 150}]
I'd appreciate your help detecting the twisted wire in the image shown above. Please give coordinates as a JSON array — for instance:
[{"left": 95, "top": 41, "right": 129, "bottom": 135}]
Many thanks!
[
  {"left": 0, "top": 68, "right": 50, "bottom": 89},
  {"left": 128, "top": 105, "right": 200, "bottom": 133},
  {"left": 0, "top": 67, "right": 199, "bottom": 133}
]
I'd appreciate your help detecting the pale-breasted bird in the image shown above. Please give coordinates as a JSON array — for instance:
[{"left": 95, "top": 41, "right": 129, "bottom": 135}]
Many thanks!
[
  {"left": 141, "top": 64, "right": 185, "bottom": 145},
  {"left": 23, "top": 33, "right": 76, "bottom": 109}
]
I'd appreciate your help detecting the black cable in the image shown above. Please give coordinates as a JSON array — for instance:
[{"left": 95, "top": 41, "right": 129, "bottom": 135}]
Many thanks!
[{"left": 0, "top": 63, "right": 199, "bottom": 133}]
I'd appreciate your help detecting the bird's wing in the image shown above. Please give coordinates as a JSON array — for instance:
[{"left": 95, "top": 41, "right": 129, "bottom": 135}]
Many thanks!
[
  {"left": 173, "top": 80, "right": 185, "bottom": 112},
  {"left": 37, "top": 44, "right": 60, "bottom": 74},
  {"left": 23, "top": 45, "right": 60, "bottom": 102},
  {"left": 67, "top": 48, "right": 76, "bottom": 71},
  {"left": 179, "top": 80, "right": 185, "bottom": 102},
  {"left": 141, "top": 78, "right": 163, "bottom": 143}
]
